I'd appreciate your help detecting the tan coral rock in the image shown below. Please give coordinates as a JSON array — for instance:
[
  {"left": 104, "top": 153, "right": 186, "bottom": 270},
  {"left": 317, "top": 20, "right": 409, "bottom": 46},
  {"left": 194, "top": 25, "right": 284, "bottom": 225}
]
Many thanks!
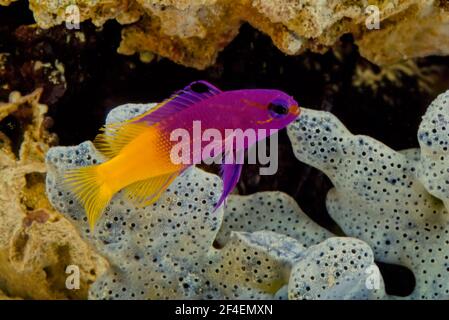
[
  {"left": 136, "top": 0, "right": 219, "bottom": 38},
  {"left": 115, "top": 0, "right": 449, "bottom": 69},
  {"left": 0, "top": 289, "right": 20, "bottom": 300},
  {"left": 119, "top": 11, "right": 241, "bottom": 69},
  {"left": 250, "top": 0, "right": 364, "bottom": 40},
  {"left": 0, "top": 0, "right": 17, "bottom": 6},
  {"left": 241, "top": 0, "right": 445, "bottom": 58},
  {"left": 12, "top": 0, "right": 449, "bottom": 69},
  {"left": 28, "top": 0, "right": 142, "bottom": 28},
  {"left": 357, "top": 1, "right": 449, "bottom": 65},
  {"left": 3, "top": 90, "right": 56, "bottom": 163},
  {"left": 0, "top": 89, "right": 108, "bottom": 299}
]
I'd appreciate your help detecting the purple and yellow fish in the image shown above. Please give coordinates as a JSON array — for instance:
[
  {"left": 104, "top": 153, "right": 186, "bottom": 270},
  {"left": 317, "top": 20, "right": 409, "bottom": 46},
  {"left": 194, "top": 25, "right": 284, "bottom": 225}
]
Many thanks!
[{"left": 65, "top": 81, "right": 300, "bottom": 229}]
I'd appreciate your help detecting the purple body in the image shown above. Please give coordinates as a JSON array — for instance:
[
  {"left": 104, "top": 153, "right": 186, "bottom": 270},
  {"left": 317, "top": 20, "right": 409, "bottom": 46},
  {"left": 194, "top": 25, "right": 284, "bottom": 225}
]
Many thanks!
[{"left": 134, "top": 81, "right": 300, "bottom": 208}]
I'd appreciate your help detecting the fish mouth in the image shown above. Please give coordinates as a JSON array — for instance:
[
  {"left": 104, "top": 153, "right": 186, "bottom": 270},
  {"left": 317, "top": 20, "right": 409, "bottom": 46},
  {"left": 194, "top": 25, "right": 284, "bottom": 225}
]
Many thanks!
[{"left": 291, "top": 105, "right": 300, "bottom": 116}]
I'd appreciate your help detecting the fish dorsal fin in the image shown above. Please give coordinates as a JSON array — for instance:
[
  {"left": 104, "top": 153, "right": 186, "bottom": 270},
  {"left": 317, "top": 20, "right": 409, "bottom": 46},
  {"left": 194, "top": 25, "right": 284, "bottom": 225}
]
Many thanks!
[
  {"left": 94, "top": 81, "right": 222, "bottom": 159},
  {"left": 124, "top": 171, "right": 180, "bottom": 206},
  {"left": 132, "top": 80, "right": 222, "bottom": 125},
  {"left": 94, "top": 122, "right": 150, "bottom": 159}
]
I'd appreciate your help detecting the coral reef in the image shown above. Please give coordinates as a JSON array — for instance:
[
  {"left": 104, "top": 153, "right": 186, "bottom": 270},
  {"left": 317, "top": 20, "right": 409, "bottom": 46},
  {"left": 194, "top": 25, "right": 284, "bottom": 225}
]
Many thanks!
[
  {"left": 2, "top": 0, "right": 449, "bottom": 302},
  {"left": 0, "top": 289, "right": 19, "bottom": 300},
  {"left": 214, "top": 191, "right": 332, "bottom": 248},
  {"left": 0, "top": 0, "right": 16, "bottom": 6},
  {"left": 216, "top": 194, "right": 386, "bottom": 299},
  {"left": 357, "top": 1, "right": 449, "bottom": 66},
  {"left": 417, "top": 92, "right": 449, "bottom": 207},
  {"left": 27, "top": 0, "right": 141, "bottom": 28},
  {"left": 287, "top": 90, "right": 449, "bottom": 299},
  {"left": 3, "top": 0, "right": 449, "bottom": 69},
  {"left": 288, "top": 237, "right": 385, "bottom": 300},
  {"left": 0, "top": 89, "right": 107, "bottom": 299},
  {"left": 45, "top": 103, "right": 300, "bottom": 299},
  {"left": 45, "top": 89, "right": 449, "bottom": 299},
  {"left": 46, "top": 102, "right": 387, "bottom": 300},
  {"left": 118, "top": 11, "right": 241, "bottom": 70}
]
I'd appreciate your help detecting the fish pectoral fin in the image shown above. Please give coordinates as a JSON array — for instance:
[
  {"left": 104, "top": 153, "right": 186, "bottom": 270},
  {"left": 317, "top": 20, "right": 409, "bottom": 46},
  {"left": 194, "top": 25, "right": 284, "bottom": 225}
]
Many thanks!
[
  {"left": 215, "top": 150, "right": 244, "bottom": 210},
  {"left": 124, "top": 172, "right": 179, "bottom": 207},
  {"left": 94, "top": 122, "right": 150, "bottom": 159}
]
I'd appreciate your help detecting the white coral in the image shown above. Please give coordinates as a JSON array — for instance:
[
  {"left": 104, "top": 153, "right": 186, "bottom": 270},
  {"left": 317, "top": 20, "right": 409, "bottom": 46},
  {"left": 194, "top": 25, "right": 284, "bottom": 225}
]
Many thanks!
[{"left": 287, "top": 90, "right": 449, "bottom": 299}]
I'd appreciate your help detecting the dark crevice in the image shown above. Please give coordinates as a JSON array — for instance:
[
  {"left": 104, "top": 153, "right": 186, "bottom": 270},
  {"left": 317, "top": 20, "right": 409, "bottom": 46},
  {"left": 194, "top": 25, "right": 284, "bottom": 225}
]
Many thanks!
[{"left": 377, "top": 261, "right": 416, "bottom": 297}]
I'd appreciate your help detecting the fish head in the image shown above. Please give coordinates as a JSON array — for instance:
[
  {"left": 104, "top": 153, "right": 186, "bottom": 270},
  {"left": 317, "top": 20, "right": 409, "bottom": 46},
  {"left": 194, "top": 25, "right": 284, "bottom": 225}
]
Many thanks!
[{"left": 235, "top": 89, "right": 300, "bottom": 131}]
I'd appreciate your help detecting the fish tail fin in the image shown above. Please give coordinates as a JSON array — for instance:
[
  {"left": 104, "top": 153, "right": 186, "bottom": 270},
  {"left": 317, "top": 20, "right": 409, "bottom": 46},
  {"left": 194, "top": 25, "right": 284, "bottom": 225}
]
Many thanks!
[{"left": 64, "top": 166, "right": 113, "bottom": 230}]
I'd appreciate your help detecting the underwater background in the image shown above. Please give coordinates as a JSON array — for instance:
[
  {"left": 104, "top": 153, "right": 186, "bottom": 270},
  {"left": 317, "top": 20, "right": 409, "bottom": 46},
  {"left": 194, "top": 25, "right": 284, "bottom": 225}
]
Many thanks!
[{"left": 1, "top": 0, "right": 449, "bottom": 300}]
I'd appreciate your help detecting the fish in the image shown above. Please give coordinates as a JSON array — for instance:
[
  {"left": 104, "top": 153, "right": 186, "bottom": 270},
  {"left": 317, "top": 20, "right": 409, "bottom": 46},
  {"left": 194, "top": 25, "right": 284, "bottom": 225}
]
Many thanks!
[{"left": 64, "top": 80, "right": 300, "bottom": 230}]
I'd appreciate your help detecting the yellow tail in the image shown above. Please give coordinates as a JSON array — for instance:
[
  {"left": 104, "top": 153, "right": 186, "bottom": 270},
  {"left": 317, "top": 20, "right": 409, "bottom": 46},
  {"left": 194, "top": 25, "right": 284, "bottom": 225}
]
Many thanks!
[{"left": 64, "top": 166, "right": 113, "bottom": 230}]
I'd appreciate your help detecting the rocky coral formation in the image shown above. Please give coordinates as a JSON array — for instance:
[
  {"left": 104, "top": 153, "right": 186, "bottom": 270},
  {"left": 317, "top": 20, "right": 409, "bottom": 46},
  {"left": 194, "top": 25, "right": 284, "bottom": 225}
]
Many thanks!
[
  {"left": 2, "top": 0, "right": 449, "bottom": 302},
  {"left": 215, "top": 191, "right": 332, "bottom": 247},
  {"left": 287, "top": 90, "right": 449, "bottom": 299},
  {"left": 0, "top": 289, "right": 19, "bottom": 299},
  {"left": 357, "top": 0, "right": 449, "bottom": 65},
  {"left": 45, "top": 103, "right": 300, "bottom": 299},
  {"left": 0, "top": 89, "right": 107, "bottom": 299},
  {"left": 3, "top": 0, "right": 448, "bottom": 69},
  {"left": 417, "top": 92, "right": 449, "bottom": 207},
  {"left": 27, "top": 0, "right": 141, "bottom": 28},
  {"left": 118, "top": 9, "right": 241, "bottom": 70},
  {"left": 45, "top": 89, "right": 449, "bottom": 299},
  {"left": 46, "top": 102, "right": 387, "bottom": 300},
  {"left": 0, "top": 0, "right": 16, "bottom": 6},
  {"left": 47, "top": 143, "right": 295, "bottom": 298},
  {"left": 288, "top": 237, "right": 385, "bottom": 300}
]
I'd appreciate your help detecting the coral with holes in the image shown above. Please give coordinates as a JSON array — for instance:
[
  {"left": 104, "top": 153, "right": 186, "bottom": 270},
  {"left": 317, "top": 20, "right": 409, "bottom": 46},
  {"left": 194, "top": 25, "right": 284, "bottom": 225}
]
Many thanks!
[
  {"left": 288, "top": 237, "right": 385, "bottom": 300},
  {"left": 215, "top": 193, "right": 386, "bottom": 299},
  {"left": 417, "top": 92, "right": 449, "bottom": 207},
  {"left": 46, "top": 143, "right": 303, "bottom": 299},
  {"left": 214, "top": 191, "right": 332, "bottom": 248},
  {"left": 45, "top": 103, "right": 302, "bottom": 299},
  {"left": 287, "top": 90, "right": 449, "bottom": 299},
  {"left": 45, "top": 102, "right": 387, "bottom": 300},
  {"left": 0, "top": 89, "right": 107, "bottom": 299}
]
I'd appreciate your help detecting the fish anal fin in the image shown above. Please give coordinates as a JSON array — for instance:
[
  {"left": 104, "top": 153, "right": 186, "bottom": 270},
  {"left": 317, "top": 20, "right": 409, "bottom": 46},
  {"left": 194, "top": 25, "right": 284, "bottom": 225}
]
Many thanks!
[
  {"left": 124, "top": 172, "right": 179, "bottom": 207},
  {"left": 94, "top": 122, "right": 150, "bottom": 159}
]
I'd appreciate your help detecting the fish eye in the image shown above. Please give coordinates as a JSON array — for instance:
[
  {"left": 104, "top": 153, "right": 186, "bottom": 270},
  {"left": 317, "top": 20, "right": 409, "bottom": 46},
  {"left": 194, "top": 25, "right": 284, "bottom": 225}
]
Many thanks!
[
  {"left": 268, "top": 101, "right": 289, "bottom": 117},
  {"left": 190, "top": 82, "right": 210, "bottom": 93}
]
